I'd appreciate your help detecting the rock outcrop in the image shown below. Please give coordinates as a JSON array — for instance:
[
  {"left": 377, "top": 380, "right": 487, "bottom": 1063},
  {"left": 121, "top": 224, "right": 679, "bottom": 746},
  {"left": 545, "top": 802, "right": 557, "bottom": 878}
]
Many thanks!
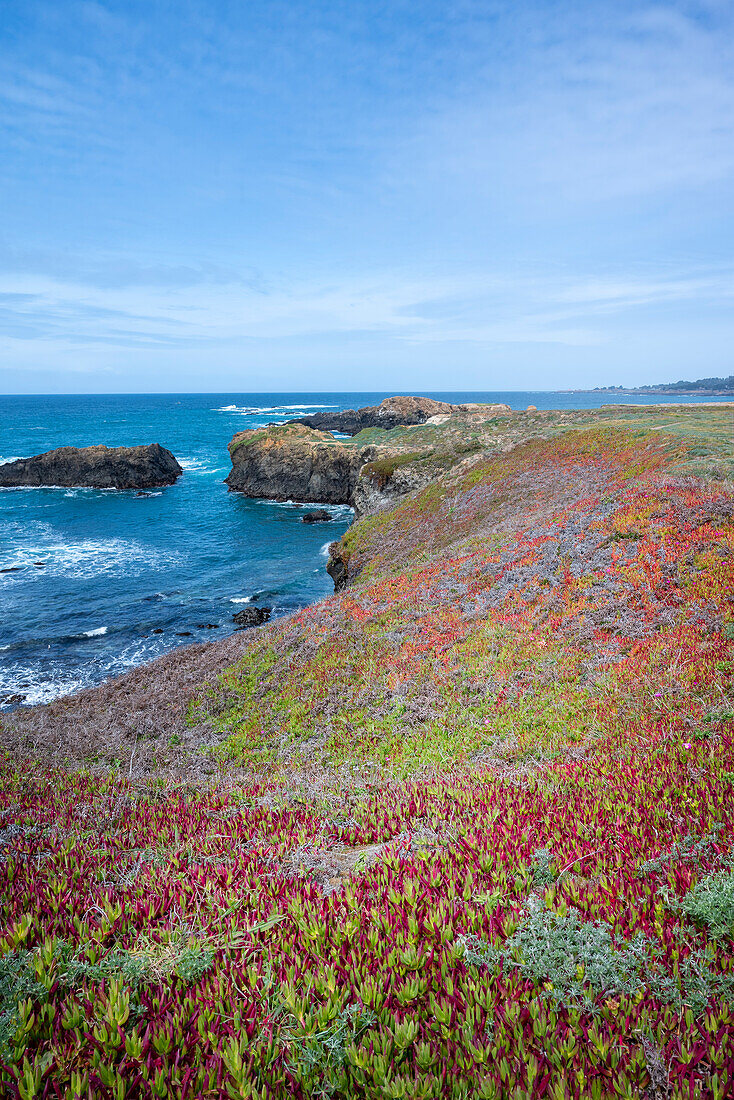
[
  {"left": 326, "top": 543, "right": 349, "bottom": 591},
  {"left": 225, "top": 423, "right": 376, "bottom": 504},
  {"left": 295, "top": 395, "right": 451, "bottom": 434},
  {"left": 353, "top": 456, "right": 439, "bottom": 516},
  {"left": 0, "top": 444, "right": 182, "bottom": 490},
  {"left": 294, "top": 395, "right": 511, "bottom": 435},
  {"left": 302, "top": 510, "right": 331, "bottom": 523},
  {"left": 233, "top": 606, "right": 272, "bottom": 627}
]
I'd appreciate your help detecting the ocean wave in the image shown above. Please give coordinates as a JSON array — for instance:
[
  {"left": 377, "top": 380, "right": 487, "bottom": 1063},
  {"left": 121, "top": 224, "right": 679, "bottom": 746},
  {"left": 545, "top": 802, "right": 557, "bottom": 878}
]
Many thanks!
[
  {"left": 0, "top": 670, "right": 87, "bottom": 708},
  {"left": 229, "top": 596, "right": 253, "bottom": 603},
  {"left": 177, "top": 457, "right": 225, "bottom": 475},
  {"left": 0, "top": 538, "right": 182, "bottom": 579},
  {"left": 81, "top": 626, "right": 108, "bottom": 637},
  {"left": 213, "top": 404, "right": 337, "bottom": 414},
  {"left": 320, "top": 542, "right": 334, "bottom": 558},
  {"left": 255, "top": 499, "right": 353, "bottom": 518},
  {"left": 0, "top": 456, "right": 23, "bottom": 465}
]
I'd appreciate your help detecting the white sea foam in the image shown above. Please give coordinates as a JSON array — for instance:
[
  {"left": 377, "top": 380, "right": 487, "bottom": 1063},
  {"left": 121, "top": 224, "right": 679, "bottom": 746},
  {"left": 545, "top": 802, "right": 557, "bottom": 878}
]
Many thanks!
[
  {"left": 0, "top": 456, "right": 23, "bottom": 465},
  {"left": 214, "top": 404, "right": 336, "bottom": 414},
  {"left": 0, "top": 670, "right": 86, "bottom": 708},
  {"left": 81, "top": 626, "right": 108, "bottom": 637},
  {"left": 0, "top": 538, "right": 182, "bottom": 579},
  {"left": 320, "top": 542, "right": 333, "bottom": 558},
  {"left": 230, "top": 596, "right": 253, "bottom": 603},
  {"left": 178, "top": 457, "right": 222, "bottom": 474}
]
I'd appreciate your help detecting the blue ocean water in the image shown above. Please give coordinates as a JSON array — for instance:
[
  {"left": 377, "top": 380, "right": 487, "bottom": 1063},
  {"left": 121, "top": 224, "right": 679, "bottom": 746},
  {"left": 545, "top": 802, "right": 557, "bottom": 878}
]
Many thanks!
[{"left": 0, "top": 390, "right": 721, "bottom": 708}]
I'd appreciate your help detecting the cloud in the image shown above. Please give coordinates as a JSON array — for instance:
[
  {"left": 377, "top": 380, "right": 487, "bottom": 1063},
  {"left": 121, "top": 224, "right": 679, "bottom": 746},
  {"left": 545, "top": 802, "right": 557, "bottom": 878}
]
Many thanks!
[
  {"left": 1, "top": 262, "right": 733, "bottom": 364},
  {"left": 0, "top": 245, "right": 265, "bottom": 291},
  {"left": 392, "top": 2, "right": 734, "bottom": 206}
]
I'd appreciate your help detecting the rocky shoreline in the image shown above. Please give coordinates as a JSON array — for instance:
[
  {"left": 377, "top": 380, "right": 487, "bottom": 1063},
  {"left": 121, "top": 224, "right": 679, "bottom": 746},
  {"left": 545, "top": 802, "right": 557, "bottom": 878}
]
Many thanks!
[{"left": 225, "top": 396, "right": 518, "bottom": 517}]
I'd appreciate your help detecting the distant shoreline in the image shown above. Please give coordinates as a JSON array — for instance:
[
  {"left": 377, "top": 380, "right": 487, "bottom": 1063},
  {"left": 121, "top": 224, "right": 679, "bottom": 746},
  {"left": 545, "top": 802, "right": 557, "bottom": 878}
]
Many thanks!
[{"left": 564, "top": 389, "right": 734, "bottom": 396}]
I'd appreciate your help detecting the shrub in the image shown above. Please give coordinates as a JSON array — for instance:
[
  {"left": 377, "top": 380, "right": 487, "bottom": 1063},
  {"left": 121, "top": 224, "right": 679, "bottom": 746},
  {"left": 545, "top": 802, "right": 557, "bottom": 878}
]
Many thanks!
[{"left": 674, "top": 865, "right": 734, "bottom": 940}]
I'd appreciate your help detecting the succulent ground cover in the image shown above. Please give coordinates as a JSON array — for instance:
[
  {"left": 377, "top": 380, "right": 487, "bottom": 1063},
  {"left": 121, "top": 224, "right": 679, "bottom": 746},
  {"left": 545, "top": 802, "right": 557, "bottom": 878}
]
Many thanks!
[{"left": 1, "top": 407, "right": 733, "bottom": 1098}]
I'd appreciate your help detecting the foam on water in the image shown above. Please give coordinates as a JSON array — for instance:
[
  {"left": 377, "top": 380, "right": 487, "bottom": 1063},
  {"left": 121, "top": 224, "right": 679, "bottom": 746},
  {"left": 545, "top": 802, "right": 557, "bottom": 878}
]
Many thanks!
[
  {"left": 0, "top": 538, "right": 182, "bottom": 578},
  {"left": 214, "top": 403, "right": 336, "bottom": 414},
  {"left": 178, "top": 457, "right": 226, "bottom": 474}
]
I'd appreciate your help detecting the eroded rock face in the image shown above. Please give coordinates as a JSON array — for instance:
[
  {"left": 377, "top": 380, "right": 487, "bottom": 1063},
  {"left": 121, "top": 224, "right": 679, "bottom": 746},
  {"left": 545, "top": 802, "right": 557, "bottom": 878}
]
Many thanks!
[
  {"left": 353, "top": 461, "right": 439, "bottom": 516},
  {"left": 0, "top": 444, "right": 183, "bottom": 490},
  {"left": 225, "top": 423, "right": 375, "bottom": 504},
  {"left": 295, "top": 395, "right": 512, "bottom": 434},
  {"left": 295, "top": 395, "right": 454, "bottom": 434},
  {"left": 326, "top": 542, "right": 349, "bottom": 591}
]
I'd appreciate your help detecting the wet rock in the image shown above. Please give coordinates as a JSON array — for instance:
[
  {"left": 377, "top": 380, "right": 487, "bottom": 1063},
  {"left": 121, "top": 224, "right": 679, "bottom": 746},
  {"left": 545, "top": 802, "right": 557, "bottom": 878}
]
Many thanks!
[
  {"left": 233, "top": 606, "right": 272, "bottom": 628},
  {"left": 0, "top": 693, "right": 26, "bottom": 706},
  {"left": 302, "top": 509, "right": 331, "bottom": 523},
  {"left": 0, "top": 444, "right": 182, "bottom": 490},
  {"left": 0, "top": 567, "right": 22, "bottom": 573}
]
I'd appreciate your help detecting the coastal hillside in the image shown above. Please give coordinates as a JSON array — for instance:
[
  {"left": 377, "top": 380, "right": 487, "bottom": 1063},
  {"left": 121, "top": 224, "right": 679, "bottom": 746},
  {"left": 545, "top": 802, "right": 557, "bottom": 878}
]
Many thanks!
[{"left": 1, "top": 405, "right": 733, "bottom": 1099}]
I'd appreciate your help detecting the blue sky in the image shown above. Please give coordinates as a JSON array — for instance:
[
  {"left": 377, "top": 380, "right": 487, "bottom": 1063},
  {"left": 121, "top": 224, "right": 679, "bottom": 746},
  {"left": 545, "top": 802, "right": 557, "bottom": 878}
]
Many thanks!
[{"left": 1, "top": 0, "right": 733, "bottom": 393}]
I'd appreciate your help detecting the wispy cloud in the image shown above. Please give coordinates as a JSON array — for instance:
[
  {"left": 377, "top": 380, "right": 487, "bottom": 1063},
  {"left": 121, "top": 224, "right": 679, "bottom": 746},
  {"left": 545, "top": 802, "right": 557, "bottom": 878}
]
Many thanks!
[
  {"left": 1, "top": 1, "right": 733, "bottom": 389},
  {"left": 2, "top": 262, "right": 733, "bottom": 362}
]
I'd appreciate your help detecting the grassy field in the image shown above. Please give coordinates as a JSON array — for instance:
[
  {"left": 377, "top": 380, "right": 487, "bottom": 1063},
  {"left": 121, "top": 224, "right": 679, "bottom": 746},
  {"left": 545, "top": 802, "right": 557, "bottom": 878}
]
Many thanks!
[{"left": 1, "top": 405, "right": 733, "bottom": 1098}]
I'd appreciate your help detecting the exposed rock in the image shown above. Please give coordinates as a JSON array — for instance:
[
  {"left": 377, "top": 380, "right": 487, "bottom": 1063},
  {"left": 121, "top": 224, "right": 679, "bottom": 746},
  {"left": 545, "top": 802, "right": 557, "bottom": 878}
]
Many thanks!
[
  {"left": 455, "top": 403, "right": 513, "bottom": 422},
  {"left": 527, "top": 405, "right": 538, "bottom": 413},
  {"left": 295, "top": 396, "right": 512, "bottom": 434},
  {"left": 295, "top": 395, "right": 453, "bottom": 434},
  {"left": 0, "top": 444, "right": 182, "bottom": 490},
  {"left": 233, "top": 606, "right": 272, "bottom": 627},
  {"left": 353, "top": 457, "right": 439, "bottom": 516},
  {"left": 0, "top": 693, "right": 26, "bottom": 706},
  {"left": 226, "top": 423, "right": 375, "bottom": 504},
  {"left": 326, "top": 544, "right": 349, "bottom": 591},
  {"left": 302, "top": 509, "right": 331, "bottom": 523}
]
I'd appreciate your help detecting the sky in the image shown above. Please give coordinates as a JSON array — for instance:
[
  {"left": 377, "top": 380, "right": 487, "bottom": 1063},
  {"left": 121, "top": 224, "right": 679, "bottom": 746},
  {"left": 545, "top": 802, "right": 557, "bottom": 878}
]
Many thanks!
[{"left": 1, "top": 0, "right": 733, "bottom": 393}]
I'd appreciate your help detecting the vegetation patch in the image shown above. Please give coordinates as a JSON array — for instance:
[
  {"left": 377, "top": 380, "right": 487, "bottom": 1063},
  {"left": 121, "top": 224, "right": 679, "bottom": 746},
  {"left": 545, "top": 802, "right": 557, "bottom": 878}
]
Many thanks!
[{"left": 1, "top": 407, "right": 733, "bottom": 1098}]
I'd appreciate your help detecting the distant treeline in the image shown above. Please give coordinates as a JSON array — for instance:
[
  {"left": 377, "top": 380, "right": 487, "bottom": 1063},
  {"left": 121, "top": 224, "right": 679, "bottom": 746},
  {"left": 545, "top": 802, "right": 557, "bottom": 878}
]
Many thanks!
[{"left": 594, "top": 375, "right": 734, "bottom": 393}]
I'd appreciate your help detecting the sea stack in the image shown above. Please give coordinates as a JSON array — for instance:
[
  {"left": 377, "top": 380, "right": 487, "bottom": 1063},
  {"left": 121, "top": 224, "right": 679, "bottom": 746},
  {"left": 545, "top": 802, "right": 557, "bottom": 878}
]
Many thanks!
[{"left": 0, "top": 444, "right": 183, "bottom": 490}]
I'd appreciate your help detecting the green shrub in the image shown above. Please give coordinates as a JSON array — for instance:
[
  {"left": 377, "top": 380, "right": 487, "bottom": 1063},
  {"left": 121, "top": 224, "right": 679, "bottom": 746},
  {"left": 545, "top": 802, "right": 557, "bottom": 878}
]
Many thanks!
[{"left": 674, "top": 866, "right": 734, "bottom": 940}]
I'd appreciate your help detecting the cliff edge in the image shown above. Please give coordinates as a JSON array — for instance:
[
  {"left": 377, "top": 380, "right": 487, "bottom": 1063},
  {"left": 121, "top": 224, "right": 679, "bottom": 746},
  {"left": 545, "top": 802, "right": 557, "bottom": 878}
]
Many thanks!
[{"left": 225, "top": 422, "right": 377, "bottom": 504}]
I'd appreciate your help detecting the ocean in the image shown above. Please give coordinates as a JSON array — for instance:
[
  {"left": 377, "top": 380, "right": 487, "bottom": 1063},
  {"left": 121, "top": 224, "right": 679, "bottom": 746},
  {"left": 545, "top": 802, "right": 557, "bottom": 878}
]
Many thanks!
[{"left": 0, "top": 389, "right": 720, "bottom": 709}]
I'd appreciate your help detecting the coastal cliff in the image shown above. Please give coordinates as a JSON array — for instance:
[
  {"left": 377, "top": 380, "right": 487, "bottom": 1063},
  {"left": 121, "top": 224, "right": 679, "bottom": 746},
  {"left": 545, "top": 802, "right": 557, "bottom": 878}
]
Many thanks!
[
  {"left": 225, "top": 422, "right": 377, "bottom": 504},
  {"left": 225, "top": 399, "right": 515, "bottom": 514},
  {"left": 0, "top": 443, "right": 182, "bottom": 489}
]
